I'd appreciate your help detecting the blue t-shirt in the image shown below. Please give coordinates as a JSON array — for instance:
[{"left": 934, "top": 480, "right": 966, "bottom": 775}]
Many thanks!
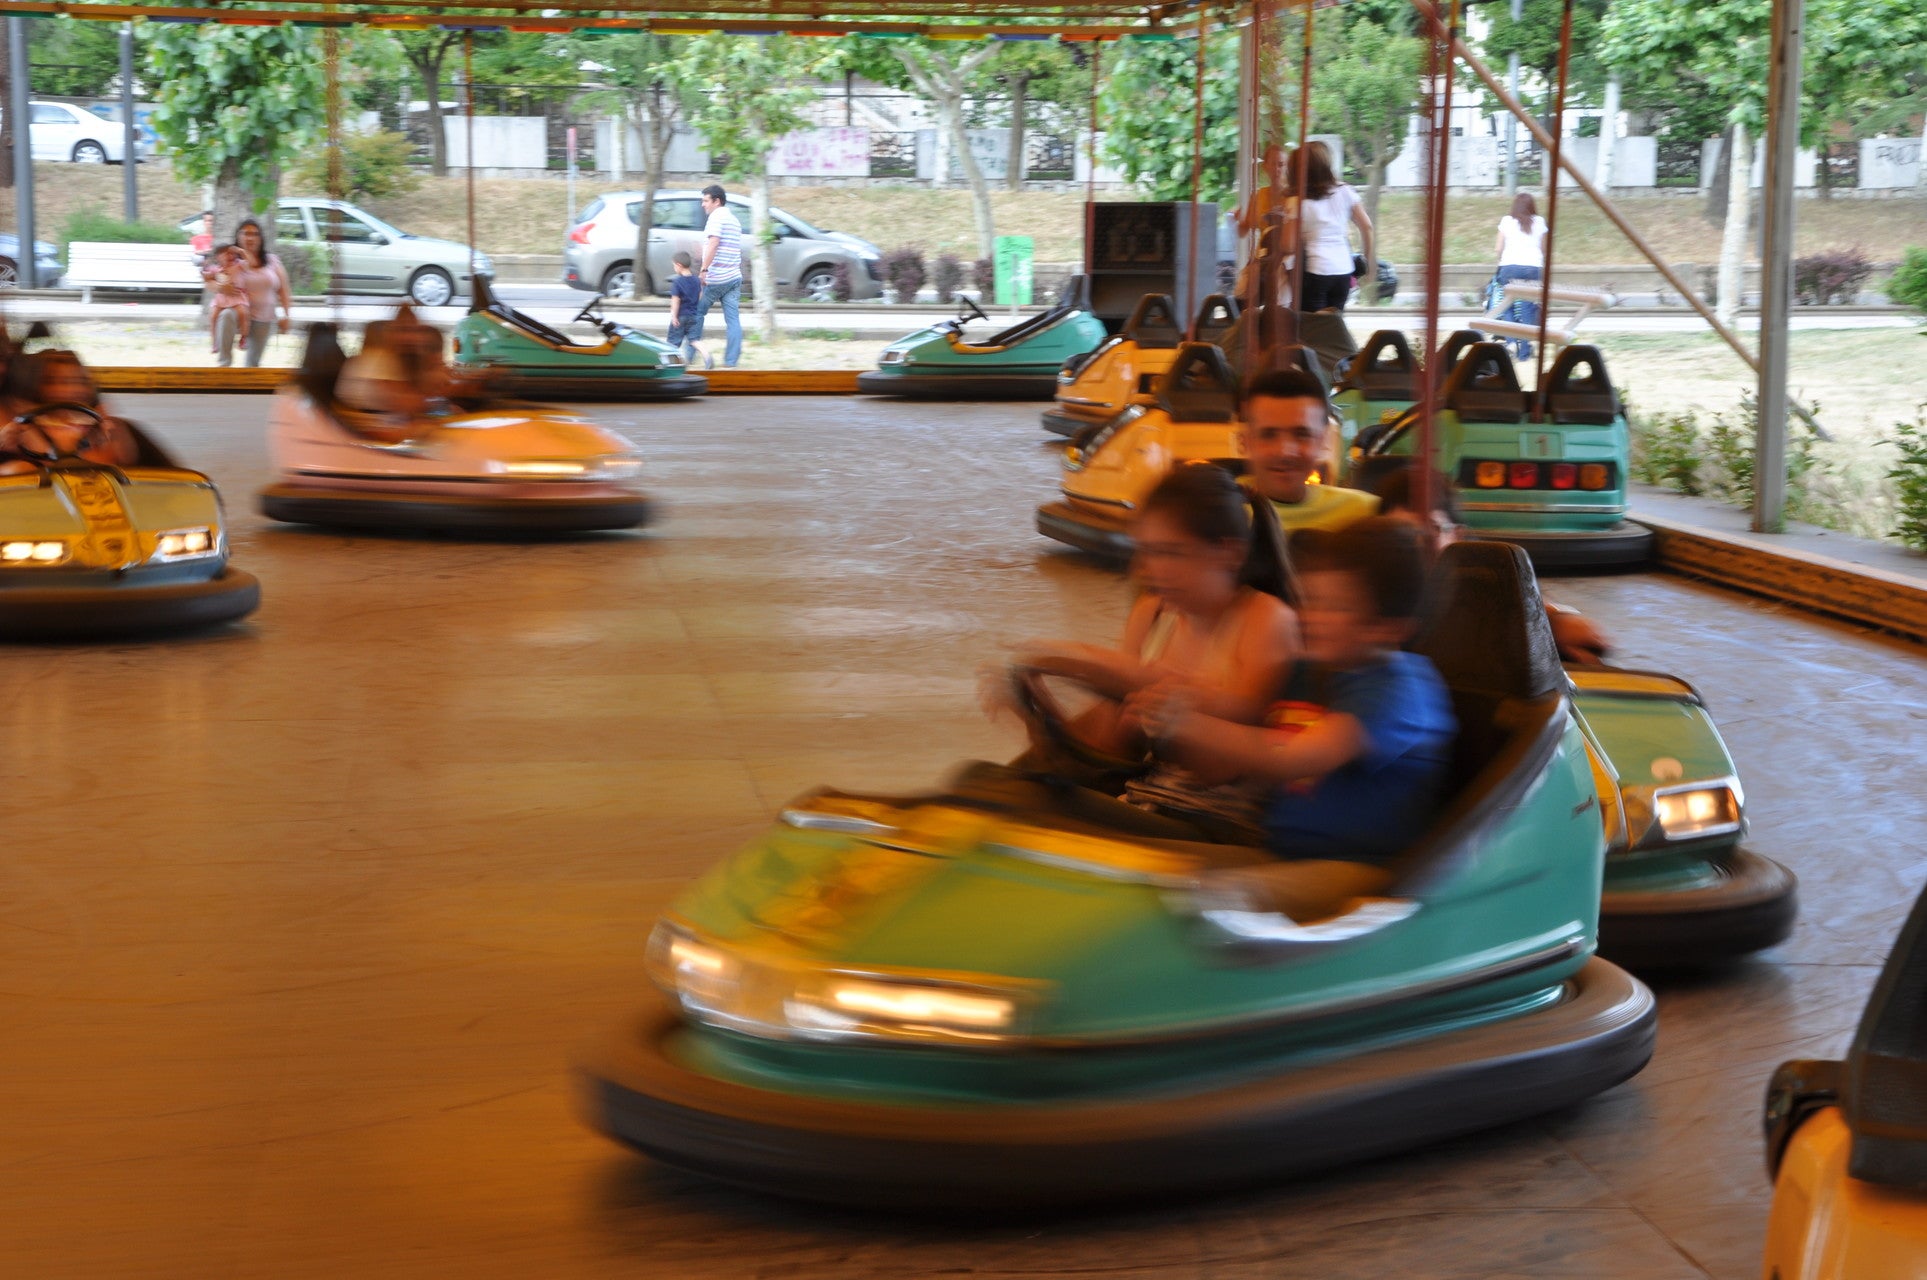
[
  {"left": 669, "top": 273, "right": 701, "bottom": 314},
  {"left": 1262, "top": 652, "right": 1456, "bottom": 865}
]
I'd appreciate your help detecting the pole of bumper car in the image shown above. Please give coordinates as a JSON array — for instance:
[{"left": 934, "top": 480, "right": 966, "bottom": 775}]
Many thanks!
[
  {"left": 566, "top": 125, "right": 577, "bottom": 229},
  {"left": 1532, "top": 0, "right": 1576, "bottom": 412},
  {"left": 325, "top": 22, "right": 344, "bottom": 327},
  {"left": 1234, "top": 5, "right": 1257, "bottom": 280},
  {"left": 464, "top": 34, "right": 477, "bottom": 292},
  {"left": 1414, "top": 0, "right": 1460, "bottom": 532},
  {"left": 9, "top": 17, "right": 35, "bottom": 290},
  {"left": 1286, "top": 0, "right": 1313, "bottom": 359},
  {"left": 119, "top": 24, "right": 137, "bottom": 221},
  {"left": 1186, "top": 12, "right": 1205, "bottom": 333},
  {"left": 1085, "top": 37, "right": 1099, "bottom": 209},
  {"left": 1241, "top": 0, "right": 1264, "bottom": 348},
  {"left": 1503, "top": 0, "right": 1520, "bottom": 196},
  {"left": 1754, "top": 0, "right": 1802, "bottom": 533}
]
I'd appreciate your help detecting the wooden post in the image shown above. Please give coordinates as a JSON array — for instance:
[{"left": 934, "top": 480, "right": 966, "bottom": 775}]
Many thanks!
[{"left": 1755, "top": 0, "right": 1803, "bottom": 533}]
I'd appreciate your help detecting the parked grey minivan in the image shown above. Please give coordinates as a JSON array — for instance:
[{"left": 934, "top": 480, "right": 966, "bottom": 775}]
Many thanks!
[{"left": 563, "top": 189, "right": 883, "bottom": 301}]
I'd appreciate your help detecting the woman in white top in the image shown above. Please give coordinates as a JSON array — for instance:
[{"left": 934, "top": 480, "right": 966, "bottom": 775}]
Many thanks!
[
  {"left": 1494, "top": 193, "right": 1549, "bottom": 359},
  {"left": 1287, "top": 141, "right": 1375, "bottom": 312}
]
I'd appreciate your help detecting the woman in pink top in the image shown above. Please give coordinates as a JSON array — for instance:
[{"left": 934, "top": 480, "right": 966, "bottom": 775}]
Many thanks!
[{"left": 220, "top": 218, "right": 292, "bottom": 368}]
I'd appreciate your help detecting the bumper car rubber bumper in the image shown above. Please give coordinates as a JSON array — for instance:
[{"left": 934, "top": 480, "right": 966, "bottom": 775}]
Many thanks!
[
  {"left": 0, "top": 567, "right": 260, "bottom": 641},
  {"left": 581, "top": 958, "right": 1655, "bottom": 1211},
  {"left": 260, "top": 482, "right": 653, "bottom": 534},
  {"left": 1040, "top": 405, "right": 1113, "bottom": 437},
  {"left": 472, "top": 372, "right": 708, "bottom": 402},
  {"left": 1461, "top": 521, "right": 1654, "bottom": 571},
  {"left": 1598, "top": 847, "right": 1798, "bottom": 970},
  {"left": 1037, "top": 500, "right": 1133, "bottom": 562},
  {"left": 856, "top": 371, "right": 1059, "bottom": 400}
]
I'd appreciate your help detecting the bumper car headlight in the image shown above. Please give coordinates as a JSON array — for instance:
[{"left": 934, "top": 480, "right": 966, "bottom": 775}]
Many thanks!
[
  {"left": 660, "top": 351, "right": 687, "bottom": 368},
  {"left": 784, "top": 975, "right": 1024, "bottom": 1044},
  {"left": 499, "top": 459, "right": 591, "bottom": 478},
  {"left": 1, "top": 539, "right": 68, "bottom": 565},
  {"left": 150, "top": 527, "right": 217, "bottom": 562},
  {"left": 878, "top": 350, "right": 907, "bottom": 366},
  {"left": 1626, "top": 778, "right": 1744, "bottom": 846},
  {"left": 594, "top": 455, "right": 643, "bottom": 480}
]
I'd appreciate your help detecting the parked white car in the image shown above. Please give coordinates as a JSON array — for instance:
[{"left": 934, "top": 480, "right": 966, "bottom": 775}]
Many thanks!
[{"left": 1, "top": 100, "right": 141, "bottom": 164}]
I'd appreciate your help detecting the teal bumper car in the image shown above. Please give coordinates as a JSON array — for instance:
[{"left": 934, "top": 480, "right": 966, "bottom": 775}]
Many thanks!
[
  {"left": 580, "top": 542, "right": 1655, "bottom": 1209},
  {"left": 451, "top": 277, "right": 708, "bottom": 402},
  {"left": 859, "top": 281, "right": 1109, "bottom": 401},
  {"left": 1573, "top": 665, "right": 1797, "bottom": 968}
]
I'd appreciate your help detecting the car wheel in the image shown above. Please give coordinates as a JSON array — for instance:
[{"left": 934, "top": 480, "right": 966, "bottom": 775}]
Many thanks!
[
  {"left": 798, "top": 266, "right": 839, "bottom": 303},
  {"left": 71, "top": 141, "right": 107, "bottom": 164},
  {"left": 0, "top": 258, "right": 16, "bottom": 287},
  {"left": 600, "top": 263, "right": 638, "bottom": 297},
  {"left": 408, "top": 267, "right": 455, "bottom": 308}
]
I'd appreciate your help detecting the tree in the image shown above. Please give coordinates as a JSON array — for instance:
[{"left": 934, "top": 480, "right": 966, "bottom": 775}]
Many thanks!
[
  {"left": 984, "top": 40, "right": 1078, "bottom": 192},
  {"left": 1479, "top": 0, "right": 1611, "bottom": 132},
  {"left": 1801, "top": 0, "right": 1927, "bottom": 197},
  {"left": 30, "top": 17, "right": 124, "bottom": 97},
  {"left": 1098, "top": 35, "right": 1241, "bottom": 206},
  {"left": 1312, "top": 11, "right": 1426, "bottom": 223},
  {"left": 678, "top": 34, "right": 832, "bottom": 340},
  {"left": 568, "top": 32, "right": 704, "bottom": 299},
  {"left": 143, "top": 24, "right": 328, "bottom": 235},
  {"left": 388, "top": 28, "right": 465, "bottom": 176}
]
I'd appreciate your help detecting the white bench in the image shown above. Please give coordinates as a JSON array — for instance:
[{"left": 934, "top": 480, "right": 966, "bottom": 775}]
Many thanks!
[
  {"left": 60, "top": 242, "right": 204, "bottom": 303},
  {"left": 1474, "top": 281, "right": 1616, "bottom": 347}
]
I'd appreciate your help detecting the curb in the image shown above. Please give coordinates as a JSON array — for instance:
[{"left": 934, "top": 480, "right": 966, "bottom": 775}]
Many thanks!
[
  {"left": 91, "top": 366, "right": 861, "bottom": 395},
  {"left": 1636, "top": 513, "right": 1927, "bottom": 645}
]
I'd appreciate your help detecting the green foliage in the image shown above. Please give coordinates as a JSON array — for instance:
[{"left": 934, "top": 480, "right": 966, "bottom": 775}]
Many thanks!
[
  {"left": 1097, "top": 35, "right": 1240, "bottom": 205},
  {"left": 932, "top": 253, "right": 964, "bottom": 303},
  {"left": 1631, "top": 406, "right": 1707, "bottom": 496},
  {"left": 468, "top": 32, "right": 576, "bottom": 86},
  {"left": 677, "top": 35, "right": 832, "bottom": 182},
  {"left": 1888, "top": 248, "right": 1927, "bottom": 316},
  {"left": 290, "top": 129, "right": 421, "bottom": 202},
  {"left": 881, "top": 246, "right": 926, "bottom": 300},
  {"left": 142, "top": 24, "right": 328, "bottom": 208},
  {"left": 1632, "top": 392, "right": 1818, "bottom": 514},
  {"left": 1311, "top": 14, "right": 1425, "bottom": 195},
  {"left": 1886, "top": 408, "right": 1927, "bottom": 553},
  {"left": 279, "top": 240, "right": 330, "bottom": 295},
  {"left": 55, "top": 209, "right": 184, "bottom": 263},
  {"left": 1481, "top": 0, "right": 1611, "bottom": 106},
  {"left": 30, "top": 17, "right": 124, "bottom": 97}
]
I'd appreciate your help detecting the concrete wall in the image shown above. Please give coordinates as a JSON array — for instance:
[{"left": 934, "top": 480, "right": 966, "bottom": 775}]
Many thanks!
[
  {"left": 1861, "top": 137, "right": 1923, "bottom": 189},
  {"left": 1557, "top": 136, "right": 1658, "bottom": 188},
  {"left": 444, "top": 117, "right": 547, "bottom": 170}
]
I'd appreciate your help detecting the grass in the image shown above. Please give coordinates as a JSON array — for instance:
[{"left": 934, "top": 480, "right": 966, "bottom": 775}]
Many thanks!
[{"left": 12, "top": 163, "right": 1925, "bottom": 270}]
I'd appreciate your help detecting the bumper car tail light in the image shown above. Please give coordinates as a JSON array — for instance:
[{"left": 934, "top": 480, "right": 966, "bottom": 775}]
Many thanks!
[
  {"left": 1580, "top": 463, "right": 1611, "bottom": 490},
  {"left": 1551, "top": 463, "right": 1577, "bottom": 489},
  {"left": 1475, "top": 461, "right": 1505, "bottom": 488},
  {"left": 1509, "top": 462, "right": 1539, "bottom": 489}
]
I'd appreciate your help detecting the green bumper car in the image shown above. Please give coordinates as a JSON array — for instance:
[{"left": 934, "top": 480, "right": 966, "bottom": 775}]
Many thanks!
[
  {"left": 580, "top": 542, "right": 1656, "bottom": 1209},
  {"left": 859, "top": 282, "right": 1109, "bottom": 401},
  {"left": 1352, "top": 342, "right": 1652, "bottom": 570},
  {"left": 0, "top": 407, "right": 259, "bottom": 641},
  {"left": 451, "top": 277, "right": 708, "bottom": 402},
  {"left": 1573, "top": 665, "right": 1796, "bottom": 968}
]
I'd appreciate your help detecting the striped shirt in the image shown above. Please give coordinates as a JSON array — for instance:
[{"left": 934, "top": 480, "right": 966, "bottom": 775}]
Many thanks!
[{"left": 704, "top": 205, "right": 743, "bottom": 284}]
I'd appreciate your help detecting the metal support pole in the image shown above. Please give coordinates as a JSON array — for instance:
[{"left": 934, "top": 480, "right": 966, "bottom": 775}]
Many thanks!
[
  {"left": 9, "top": 17, "right": 34, "bottom": 288},
  {"left": 1504, "top": 0, "right": 1520, "bottom": 195},
  {"left": 1754, "top": 0, "right": 1802, "bottom": 533},
  {"left": 1234, "top": 4, "right": 1257, "bottom": 271},
  {"left": 120, "top": 23, "right": 137, "bottom": 221}
]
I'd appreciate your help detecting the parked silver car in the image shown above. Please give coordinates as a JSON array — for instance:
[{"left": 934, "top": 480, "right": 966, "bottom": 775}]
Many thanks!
[
  {"left": 563, "top": 190, "right": 882, "bottom": 301},
  {"left": 182, "top": 199, "right": 490, "bottom": 306}
]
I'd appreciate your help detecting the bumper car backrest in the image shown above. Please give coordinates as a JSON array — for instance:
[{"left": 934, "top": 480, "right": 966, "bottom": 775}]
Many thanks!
[
  {"left": 1239, "top": 486, "right": 1298, "bottom": 606},
  {"left": 1434, "top": 329, "right": 1487, "bottom": 388},
  {"left": 1392, "top": 541, "right": 1567, "bottom": 895},
  {"left": 1152, "top": 343, "right": 1240, "bottom": 424},
  {"left": 1539, "top": 344, "right": 1620, "bottom": 425},
  {"left": 1122, "top": 294, "right": 1183, "bottom": 350},
  {"left": 1336, "top": 329, "right": 1418, "bottom": 402},
  {"left": 1061, "top": 273, "right": 1092, "bottom": 311},
  {"left": 1843, "top": 879, "right": 1927, "bottom": 1189},
  {"left": 1295, "top": 313, "right": 1359, "bottom": 390},
  {"left": 1442, "top": 342, "right": 1529, "bottom": 425},
  {"left": 1191, "top": 293, "right": 1241, "bottom": 345},
  {"left": 985, "top": 305, "right": 1069, "bottom": 348}
]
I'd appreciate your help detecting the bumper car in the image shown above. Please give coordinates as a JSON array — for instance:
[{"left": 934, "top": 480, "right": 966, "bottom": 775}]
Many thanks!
[
  {"left": 580, "top": 541, "right": 1656, "bottom": 1209},
  {"left": 260, "top": 386, "right": 652, "bottom": 535},
  {"left": 0, "top": 406, "right": 259, "bottom": 640},
  {"left": 1352, "top": 342, "right": 1652, "bottom": 570},
  {"left": 1040, "top": 292, "right": 1187, "bottom": 436},
  {"left": 1037, "top": 341, "right": 1243, "bottom": 561},
  {"left": 1761, "top": 880, "right": 1927, "bottom": 1278},
  {"left": 450, "top": 277, "right": 707, "bottom": 402},
  {"left": 1572, "top": 665, "right": 1796, "bottom": 968},
  {"left": 859, "top": 278, "right": 1108, "bottom": 402}
]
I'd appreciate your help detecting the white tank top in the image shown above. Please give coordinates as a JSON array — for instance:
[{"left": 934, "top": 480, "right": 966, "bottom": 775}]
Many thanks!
[{"left": 1498, "top": 215, "right": 1547, "bottom": 268}]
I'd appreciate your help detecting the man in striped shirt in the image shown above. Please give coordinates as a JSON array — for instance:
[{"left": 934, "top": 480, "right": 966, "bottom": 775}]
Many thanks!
[{"left": 697, "top": 184, "right": 744, "bottom": 368}]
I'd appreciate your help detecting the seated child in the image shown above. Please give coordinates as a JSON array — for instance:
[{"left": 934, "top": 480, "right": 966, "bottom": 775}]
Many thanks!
[
  {"left": 331, "top": 342, "right": 429, "bottom": 445},
  {"left": 0, "top": 350, "right": 139, "bottom": 470},
  {"left": 203, "top": 243, "right": 252, "bottom": 355},
  {"left": 1129, "top": 517, "right": 1456, "bottom": 920}
]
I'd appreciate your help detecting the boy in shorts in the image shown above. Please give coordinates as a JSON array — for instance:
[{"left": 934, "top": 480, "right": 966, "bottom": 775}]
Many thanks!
[{"left": 1130, "top": 517, "right": 1455, "bottom": 920}]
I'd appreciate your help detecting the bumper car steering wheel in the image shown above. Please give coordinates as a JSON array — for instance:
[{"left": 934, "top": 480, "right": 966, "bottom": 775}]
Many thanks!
[
  {"left": 4, "top": 403, "right": 109, "bottom": 463},
  {"left": 959, "top": 295, "right": 989, "bottom": 325},
  {"left": 1007, "top": 663, "right": 1153, "bottom": 781}
]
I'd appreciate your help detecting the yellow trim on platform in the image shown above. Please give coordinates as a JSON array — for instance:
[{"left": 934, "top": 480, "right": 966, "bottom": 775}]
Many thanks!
[{"left": 90, "top": 367, "right": 861, "bottom": 395}]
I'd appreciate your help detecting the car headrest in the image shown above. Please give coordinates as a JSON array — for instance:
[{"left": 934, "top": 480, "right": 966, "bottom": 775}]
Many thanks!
[
  {"left": 1442, "top": 341, "right": 1529, "bottom": 424},
  {"left": 1239, "top": 483, "right": 1298, "bottom": 606},
  {"left": 1152, "top": 342, "right": 1239, "bottom": 423},
  {"left": 1337, "top": 329, "right": 1418, "bottom": 401},
  {"left": 1124, "top": 293, "right": 1183, "bottom": 349},
  {"left": 1295, "top": 312, "right": 1358, "bottom": 390},
  {"left": 1191, "top": 293, "right": 1240, "bottom": 343},
  {"left": 1844, "top": 881, "right": 1927, "bottom": 1189},
  {"left": 1433, "top": 329, "right": 1486, "bottom": 388},
  {"left": 1539, "top": 344, "right": 1621, "bottom": 425},
  {"left": 1408, "top": 540, "right": 1561, "bottom": 703}
]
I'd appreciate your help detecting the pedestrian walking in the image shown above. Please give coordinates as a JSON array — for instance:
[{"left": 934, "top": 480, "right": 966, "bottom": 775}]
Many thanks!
[
  {"left": 1284, "top": 142, "right": 1374, "bottom": 313},
  {"left": 219, "top": 217, "right": 292, "bottom": 368},
  {"left": 666, "top": 251, "right": 710, "bottom": 369},
  {"left": 1493, "top": 193, "right": 1548, "bottom": 361},
  {"left": 695, "top": 184, "right": 743, "bottom": 368}
]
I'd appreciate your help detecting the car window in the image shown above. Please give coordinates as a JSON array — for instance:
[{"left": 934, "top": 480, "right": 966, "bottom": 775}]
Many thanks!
[
  {"left": 579, "top": 197, "right": 604, "bottom": 224},
  {"left": 31, "top": 104, "right": 73, "bottom": 125},
  {"left": 775, "top": 209, "right": 823, "bottom": 238},
  {"left": 317, "top": 208, "right": 379, "bottom": 244},
  {"left": 646, "top": 199, "right": 704, "bottom": 231},
  {"left": 275, "top": 208, "right": 313, "bottom": 242}
]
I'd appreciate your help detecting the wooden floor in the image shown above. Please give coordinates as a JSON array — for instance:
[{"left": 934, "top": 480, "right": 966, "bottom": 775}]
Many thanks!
[{"left": 3, "top": 393, "right": 1923, "bottom": 1279}]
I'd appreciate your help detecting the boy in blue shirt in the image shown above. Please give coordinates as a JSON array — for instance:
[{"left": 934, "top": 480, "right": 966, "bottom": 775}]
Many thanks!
[
  {"left": 665, "top": 252, "right": 709, "bottom": 370},
  {"left": 1130, "top": 517, "right": 1456, "bottom": 920}
]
